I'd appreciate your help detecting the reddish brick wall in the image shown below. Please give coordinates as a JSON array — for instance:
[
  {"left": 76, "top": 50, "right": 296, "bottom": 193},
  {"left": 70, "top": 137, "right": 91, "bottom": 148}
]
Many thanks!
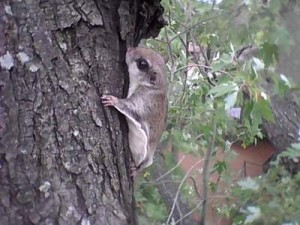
[{"left": 177, "top": 140, "right": 276, "bottom": 225}]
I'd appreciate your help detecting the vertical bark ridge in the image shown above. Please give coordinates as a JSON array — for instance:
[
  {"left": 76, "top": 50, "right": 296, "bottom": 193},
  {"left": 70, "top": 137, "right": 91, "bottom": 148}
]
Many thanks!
[{"left": 0, "top": 1, "right": 135, "bottom": 224}]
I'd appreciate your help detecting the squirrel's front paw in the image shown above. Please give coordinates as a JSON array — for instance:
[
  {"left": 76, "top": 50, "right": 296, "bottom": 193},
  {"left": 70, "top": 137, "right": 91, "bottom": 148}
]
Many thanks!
[{"left": 101, "top": 95, "right": 118, "bottom": 106}]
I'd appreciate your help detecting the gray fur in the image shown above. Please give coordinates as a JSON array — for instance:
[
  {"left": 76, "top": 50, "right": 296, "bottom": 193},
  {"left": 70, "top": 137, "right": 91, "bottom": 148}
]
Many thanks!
[{"left": 102, "top": 47, "right": 168, "bottom": 175}]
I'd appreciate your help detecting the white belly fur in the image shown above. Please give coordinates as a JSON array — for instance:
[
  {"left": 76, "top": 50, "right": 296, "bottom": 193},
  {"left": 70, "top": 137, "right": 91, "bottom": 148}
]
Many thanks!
[
  {"left": 127, "top": 119, "right": 148, "bottom": 166},
  {"left": 113, "top": 104, "right": 148, "bottom": 166}
]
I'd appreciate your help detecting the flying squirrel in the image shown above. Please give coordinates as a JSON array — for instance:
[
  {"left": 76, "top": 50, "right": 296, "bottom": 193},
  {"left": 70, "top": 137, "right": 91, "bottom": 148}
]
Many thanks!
[{"left": 101, "top": 47, "right": 168, "bottom": 177}]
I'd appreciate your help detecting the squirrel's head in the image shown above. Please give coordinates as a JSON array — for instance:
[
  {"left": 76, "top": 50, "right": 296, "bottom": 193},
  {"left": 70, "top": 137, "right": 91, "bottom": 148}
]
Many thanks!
[{"left": 126, "top": 47, "right": 166, "bottom": 88}]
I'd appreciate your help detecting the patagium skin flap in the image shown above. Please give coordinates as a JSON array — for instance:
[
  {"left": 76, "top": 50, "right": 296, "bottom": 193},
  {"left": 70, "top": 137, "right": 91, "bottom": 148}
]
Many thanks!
[{"left": 101, "top": 47, "right": 168, "bottom": 177}]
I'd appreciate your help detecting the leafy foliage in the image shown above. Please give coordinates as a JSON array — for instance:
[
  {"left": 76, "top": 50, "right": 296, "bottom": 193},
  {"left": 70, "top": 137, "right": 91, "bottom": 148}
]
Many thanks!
[
  {"left": 136, "top": 0, "right": 299, "bottom": 224},
  {"left": 220, "top": 146, "right": 300, "bottom": 224},
  {"left": 146, "top": 0, "right": 293, "bottom": 149},
  {"left": 136, "top": 184, "right": 168, "bottom": 224}
]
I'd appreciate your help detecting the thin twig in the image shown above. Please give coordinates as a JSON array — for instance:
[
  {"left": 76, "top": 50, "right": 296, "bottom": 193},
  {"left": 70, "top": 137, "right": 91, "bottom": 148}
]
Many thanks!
[
  {"left": 169, "top": 26, "right": 188, "bottom": 50},
  {"left": 169, "top": 16, "right": 220, "bottom": 43},
  {"left": 188, "top": 176, "right": 202, "bottom": 199},
  {"left": 199, "top": 104, "right": 217, "bottom": 225},
  {"left": 173, "top": 64, "right": 231, "bottom": 76},
  {"left": 138, "top": 180, "right": 182, "bottom": 186},
  {"left": 164, "top": 27, "right": 175, "bottom": 68},
  {"left": 166, "top": 159, "right": 204, "bottom": 224},
  {"left": 155, "top": 155, "right": 186, "bottom": 182},
  {"left": 174, "top": 200, "right": 204, "bottom": 225}
]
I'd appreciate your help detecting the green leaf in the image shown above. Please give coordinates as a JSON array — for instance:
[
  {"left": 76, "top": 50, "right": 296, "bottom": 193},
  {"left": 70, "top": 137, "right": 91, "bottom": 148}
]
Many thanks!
[
  {"left": 291, "top": 143, "right": 300, "bottom": 150},
  {"left": 255, "top": 99, "right": 274, "bottom": 122},
  {"left": 250, "top": 64, "right": 259, "bottom": 81},
  {"left": 243, "top": 101, "right": 254, "bottom": 120},
  {"left": 209, "top": 182, "right": 218, "bottom": 193},
  {"left": 212, "top": 160, "right": 227, "bottom": 175},
  {"left": 211, "top": 61, "right": 226, "bottom": 72},
  {"left": 260, "top": 42, "right": 279, "bottom": 67},
  {"left": 207, "top": 83, "right": 238, "bottom": 98},
  {"left": 224, "top": 91, "right": 238, "bottom": 110}
]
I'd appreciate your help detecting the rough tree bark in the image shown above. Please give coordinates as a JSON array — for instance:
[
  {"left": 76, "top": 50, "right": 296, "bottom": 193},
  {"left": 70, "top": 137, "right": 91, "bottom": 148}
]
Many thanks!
[
  {"left": 278, "top": 0, "right": 300, "bottom": 82},
  {"left": 262, "top": 89, "right": 300, "bottom": 173},
  {"left": 262, "top": 0, "right": 300, "bottom": 173},
  {"left": 0, "top": 1, "right": 164, "bottom": 225},
  {"left": 231, "top": 0, "right": 300, "bottom": 173}
]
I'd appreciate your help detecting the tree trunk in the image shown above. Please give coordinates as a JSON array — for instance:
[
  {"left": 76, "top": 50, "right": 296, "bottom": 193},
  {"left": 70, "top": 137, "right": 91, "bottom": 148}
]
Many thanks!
[
  {"left": 261, "top": 0, "right": 300, "bottom": 173},
  {"left": 262, "top": 89, "right": 300, "bottom": 173},
  {"left": 262, "top": 90, "right": 300, "bottom": 152},
  {"left": 277, "top": 0, "right": 300, "bottom": 82},
  {"left": 0, "top": 1, "right": 164, "bottom": 225}
]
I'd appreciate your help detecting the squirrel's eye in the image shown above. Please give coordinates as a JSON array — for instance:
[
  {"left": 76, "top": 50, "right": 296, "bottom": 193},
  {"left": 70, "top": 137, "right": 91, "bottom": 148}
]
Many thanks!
[{"left": 136, "top": 58, "right": 149, "bottom": 71}]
